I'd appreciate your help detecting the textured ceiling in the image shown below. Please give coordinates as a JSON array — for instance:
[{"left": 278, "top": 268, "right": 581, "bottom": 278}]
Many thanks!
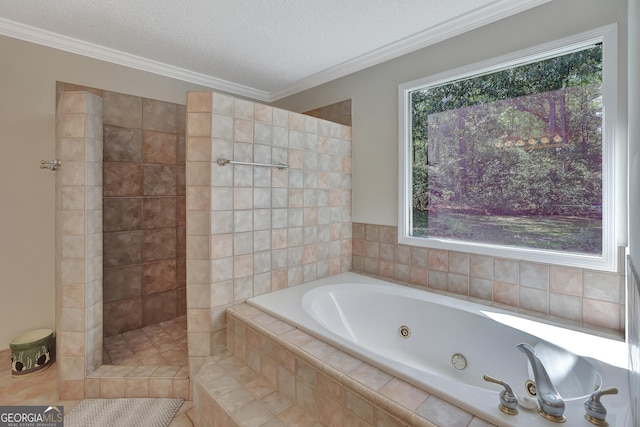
[{"left": 0, "top": 0, "right": 549, "bottom": 101}]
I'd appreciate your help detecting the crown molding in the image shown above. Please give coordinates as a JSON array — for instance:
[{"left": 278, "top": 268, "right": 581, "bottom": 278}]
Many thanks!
[
  {"left": 0, "top": 17, "right": 270, "bottom": 101},
  {"left": 267, "top": 0, "right": 552, "bottom": 101},
  {"left": 0, "top": 0, "right": 550, "bottom": 103}
]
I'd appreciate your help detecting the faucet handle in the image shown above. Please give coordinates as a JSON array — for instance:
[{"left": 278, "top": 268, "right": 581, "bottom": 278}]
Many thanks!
[
  {"left": 483, "top": 374, "right": 519, "bottom": 415},
  {"left": 584, "top": 386, "right": 618, "bottom": 426}
]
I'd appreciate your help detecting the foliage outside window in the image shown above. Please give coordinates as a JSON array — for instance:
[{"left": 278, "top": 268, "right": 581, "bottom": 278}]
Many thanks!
[{"left": 399, "top": 26, "right": 618, "bottom": 271}]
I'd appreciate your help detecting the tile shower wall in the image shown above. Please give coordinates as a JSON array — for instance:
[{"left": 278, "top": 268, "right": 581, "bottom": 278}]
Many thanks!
[
  {"left": 102, "top": 92, "right": 186, "bottom": 337},
  {"left": 352, "top": 223, "right": 626, "bottom": 334},
  {"left": 56, "top": 91, "right": 103, "bottom": 399},
  {"left": 185, "top": 91, "right": 352, "bottom": 375},
  {"left": 303, "top": 99, "right": 352, "bottom": 127}
]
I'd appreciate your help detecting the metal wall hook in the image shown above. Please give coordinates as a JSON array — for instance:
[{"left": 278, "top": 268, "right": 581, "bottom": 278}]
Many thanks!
[{"left": 40, "top": 159, "right": 61, "bottom": 171}]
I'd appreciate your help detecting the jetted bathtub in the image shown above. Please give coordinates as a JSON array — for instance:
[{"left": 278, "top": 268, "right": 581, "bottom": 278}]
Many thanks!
[{"left": 248, "top": 272, "right": 632, "bottom": 426}]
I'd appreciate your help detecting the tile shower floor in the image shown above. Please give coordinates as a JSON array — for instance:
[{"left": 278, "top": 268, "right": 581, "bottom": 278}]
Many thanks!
[{"left": 103, "top": 316, "right": 188, "bottom": 367}]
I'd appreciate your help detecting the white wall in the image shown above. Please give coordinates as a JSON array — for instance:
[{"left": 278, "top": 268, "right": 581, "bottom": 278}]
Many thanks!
[
  {"left": 629, "top": 1, "right": 640, "bottom": 267},
  {"left": 0, "top": 35, "right": 209, "bottom": 349},
  {"left": 273, "top": 0, "right": 629, "bottom": 232}
]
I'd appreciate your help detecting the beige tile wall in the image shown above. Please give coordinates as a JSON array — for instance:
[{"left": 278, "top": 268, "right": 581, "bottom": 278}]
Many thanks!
[
  {"left": 56, "top": 91, "right": 103, "bottom": 399},
  {"left": 57, "top": 84, "right": 188, "bottom": 342},
  {"left": 56, "top": 89, "right": 188, "bottom": 401},
  {"left": 352, "top": 223, "right": 625, "bottom": 334},
  {"left": 186, "top": 91, "right": 353, "bottom": 376}
]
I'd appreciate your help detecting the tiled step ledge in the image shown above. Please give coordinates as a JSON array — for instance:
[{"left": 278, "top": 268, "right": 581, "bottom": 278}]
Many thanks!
[
  {"left": 193, "top": 355, "right": 324, "bottom": 426},
  {"left": 3, "top": 346, "right": 190, "bottom": 400},
  {"left": 208, "top": 303, "right": 495, "bottom": 427},
  {"left": 85, "top": 364, "right": 190, "bottom": 399}
]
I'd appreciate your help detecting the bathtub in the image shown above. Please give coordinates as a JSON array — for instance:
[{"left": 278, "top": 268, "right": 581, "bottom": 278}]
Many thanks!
[{"left": 248, "top": 272, "right": 632, "bottom": 427}]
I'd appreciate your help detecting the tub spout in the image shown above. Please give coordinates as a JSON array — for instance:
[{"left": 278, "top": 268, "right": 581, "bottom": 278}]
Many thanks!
[{"left": 517, "top": 342, "right": 566, "bottom": 423}]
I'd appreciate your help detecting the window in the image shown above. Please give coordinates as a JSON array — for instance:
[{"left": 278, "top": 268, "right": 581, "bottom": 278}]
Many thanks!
[{"left": 399, "top": 25, "right": 619, "bottom": 271}]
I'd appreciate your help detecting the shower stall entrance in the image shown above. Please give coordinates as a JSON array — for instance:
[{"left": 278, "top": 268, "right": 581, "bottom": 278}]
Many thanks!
[
  {"left": 57, "top": 82, "right": 188, "bottom": 369},
  {"left": 101, "top": 89, "right": 187, "bottom": 367}
]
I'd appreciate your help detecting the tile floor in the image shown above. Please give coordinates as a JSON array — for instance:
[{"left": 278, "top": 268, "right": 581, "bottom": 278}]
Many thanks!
[
  {"left": 0, "top": 349, "right": 194, "bottom": 426},
  {"left": 1, "top": 316, "right": 193, "bottom": 426},
  {"left": 103, "top": 316, "right": 188, "bottom": 367}
]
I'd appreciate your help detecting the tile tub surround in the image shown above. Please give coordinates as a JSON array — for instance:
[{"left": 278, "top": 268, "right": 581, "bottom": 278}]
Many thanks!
[
  {"left": 352, "top": 223, "right": 626, "bottom": 335},
  {"left": 185, "top": 91, "right": 352, "bottom": 376},
  {"left": 191, "top": 303, "right": 494, "bottom": 427}
]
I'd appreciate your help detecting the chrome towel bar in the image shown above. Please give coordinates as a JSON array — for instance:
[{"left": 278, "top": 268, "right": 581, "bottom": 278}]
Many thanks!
[{"left": 216, "top": 158, "right": 288, "bottom": 171}]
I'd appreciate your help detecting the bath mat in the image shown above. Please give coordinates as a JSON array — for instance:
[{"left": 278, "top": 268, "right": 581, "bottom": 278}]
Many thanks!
[{"left": 64, "top": 398, "right": 183, "bottom": 427}]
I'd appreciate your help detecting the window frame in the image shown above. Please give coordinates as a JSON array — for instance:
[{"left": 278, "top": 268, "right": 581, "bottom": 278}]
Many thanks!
[{"left": 398, "top": 24, "right": 620, "bottom": 272}]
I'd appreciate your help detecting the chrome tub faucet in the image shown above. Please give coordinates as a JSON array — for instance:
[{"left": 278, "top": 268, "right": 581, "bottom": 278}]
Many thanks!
[{"left": 517, "top": 342, "right": 566, "bottom": 423}]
